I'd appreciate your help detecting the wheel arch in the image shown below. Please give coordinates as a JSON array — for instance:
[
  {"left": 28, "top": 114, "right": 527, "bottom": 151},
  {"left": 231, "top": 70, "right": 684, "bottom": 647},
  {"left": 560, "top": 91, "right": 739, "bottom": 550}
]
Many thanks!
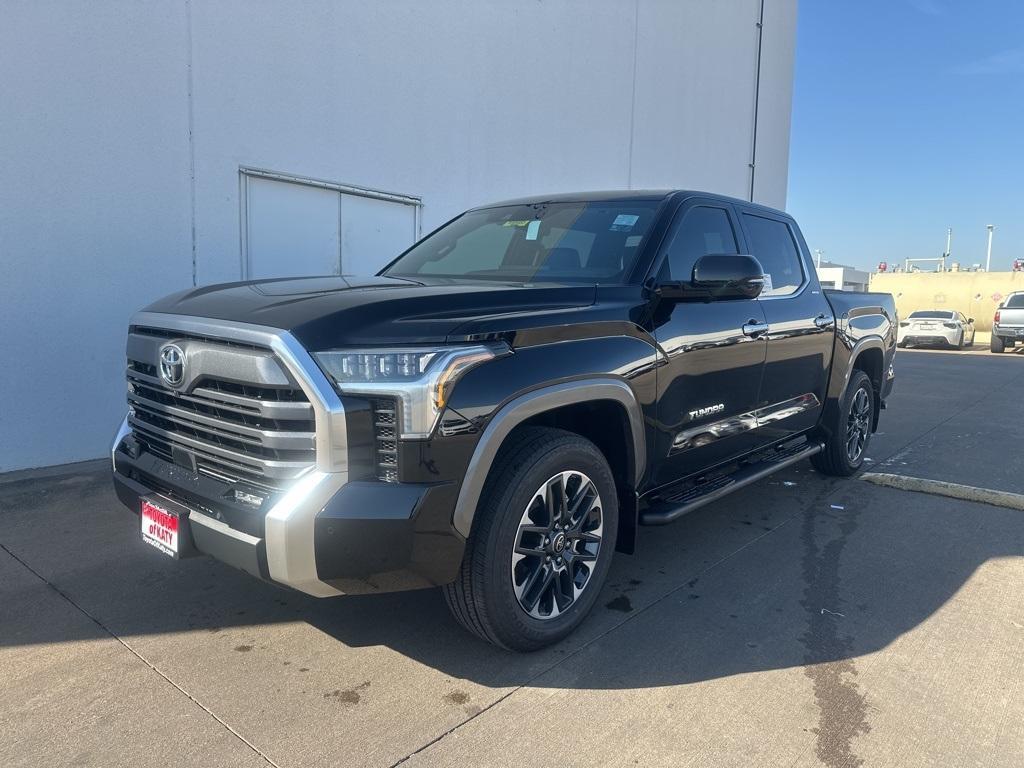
[
  {"left": 819, "top": 335, "right": 887, "bottom": 439},
  {"left": 451, "top": 379, "right": 645, "bottom": 551}
]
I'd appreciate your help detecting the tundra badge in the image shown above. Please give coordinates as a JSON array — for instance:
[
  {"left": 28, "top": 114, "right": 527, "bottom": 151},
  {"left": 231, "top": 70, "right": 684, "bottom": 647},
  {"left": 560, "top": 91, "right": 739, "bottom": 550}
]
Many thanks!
[{"left": 688, "top": 403, "right": 725, "bottom": 420}]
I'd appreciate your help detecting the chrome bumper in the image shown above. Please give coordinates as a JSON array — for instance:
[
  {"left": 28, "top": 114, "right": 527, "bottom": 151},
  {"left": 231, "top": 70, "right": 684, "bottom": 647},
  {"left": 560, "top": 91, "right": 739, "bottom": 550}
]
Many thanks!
[{"left": 114, "top": 311, "right": 352, "bottom": 597}]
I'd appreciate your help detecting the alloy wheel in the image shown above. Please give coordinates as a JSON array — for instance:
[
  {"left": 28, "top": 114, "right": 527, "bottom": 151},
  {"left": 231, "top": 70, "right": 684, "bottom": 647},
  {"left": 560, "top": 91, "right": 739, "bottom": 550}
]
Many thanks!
[
  {"left": 846, "top": 387, "right": 871, "bottom": 463},
  {"left": 511, "top": 471, "right": 603, "bottom": 620}
]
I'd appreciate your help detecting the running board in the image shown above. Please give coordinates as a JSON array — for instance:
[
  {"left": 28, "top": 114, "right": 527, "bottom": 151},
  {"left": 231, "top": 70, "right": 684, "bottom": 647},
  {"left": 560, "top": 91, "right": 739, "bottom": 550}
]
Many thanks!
[{"left": 639, "top": 441, "right": 824, "bottom": 526}]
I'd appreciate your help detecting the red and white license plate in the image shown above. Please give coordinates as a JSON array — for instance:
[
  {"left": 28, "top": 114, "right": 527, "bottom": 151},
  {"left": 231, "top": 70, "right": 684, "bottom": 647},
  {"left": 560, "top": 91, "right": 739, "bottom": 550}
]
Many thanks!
[{"left": 141, "top": 499, "right": 179, "bottom": 557}]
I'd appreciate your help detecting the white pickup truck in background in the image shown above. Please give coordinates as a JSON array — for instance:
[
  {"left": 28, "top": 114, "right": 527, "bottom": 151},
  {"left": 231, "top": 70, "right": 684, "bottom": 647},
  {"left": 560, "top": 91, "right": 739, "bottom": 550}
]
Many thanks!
[{"left": 991, "top": 291, "right": 1024, "bottom": 353}]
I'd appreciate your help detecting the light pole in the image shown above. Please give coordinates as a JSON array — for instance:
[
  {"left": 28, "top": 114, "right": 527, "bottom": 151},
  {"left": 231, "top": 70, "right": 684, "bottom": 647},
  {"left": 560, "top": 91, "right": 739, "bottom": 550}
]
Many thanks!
[
  {"left": 985, "top": 225, "right": 995, "bottom": 272},
  {"left": 944, "top": 227, "right": 952, "bottom": 272},
  {"left": 814, "top": 249, "right": 824, "bottom": 269}
]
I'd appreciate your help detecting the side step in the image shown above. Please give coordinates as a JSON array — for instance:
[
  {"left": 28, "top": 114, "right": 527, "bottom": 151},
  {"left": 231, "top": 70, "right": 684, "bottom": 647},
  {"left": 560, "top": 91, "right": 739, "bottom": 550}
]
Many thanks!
[{"left": 639, "top": 441, "right": 824, "bottom": 526}]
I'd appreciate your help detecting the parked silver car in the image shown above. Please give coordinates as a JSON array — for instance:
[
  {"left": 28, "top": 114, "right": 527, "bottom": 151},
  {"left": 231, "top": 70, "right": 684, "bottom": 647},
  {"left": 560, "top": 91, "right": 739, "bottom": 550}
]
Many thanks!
[{"left": 897, "top": 310, "right": 976, "bottom": 349}]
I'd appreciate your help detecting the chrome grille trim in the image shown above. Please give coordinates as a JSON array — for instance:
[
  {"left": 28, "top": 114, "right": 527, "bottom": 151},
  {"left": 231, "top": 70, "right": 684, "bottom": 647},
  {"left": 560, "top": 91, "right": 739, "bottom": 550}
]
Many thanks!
[
  {"left": 124, "top": 311, "right": 350, "bottom": 598},
  {"left": 127, "top": 390, "right": 315, "bottom": 452},
  {"left": 126, "top": 332, "right": 317, "bottom": 490}
]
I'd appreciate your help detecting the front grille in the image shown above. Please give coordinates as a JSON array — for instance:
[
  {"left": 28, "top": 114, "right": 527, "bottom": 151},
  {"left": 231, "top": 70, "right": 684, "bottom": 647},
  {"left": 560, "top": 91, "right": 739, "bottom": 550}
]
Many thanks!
[
  {"left": 371, "top": 398, "right": 399, "bottom": 482},
  {"left": 125, "top": 329, "right": 316, "bottom": 492}
]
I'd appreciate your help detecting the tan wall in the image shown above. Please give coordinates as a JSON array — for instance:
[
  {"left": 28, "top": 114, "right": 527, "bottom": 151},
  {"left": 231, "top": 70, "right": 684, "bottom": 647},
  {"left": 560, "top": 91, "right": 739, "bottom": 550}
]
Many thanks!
[{"left": 869, "top": 271, "right": 1024, "bottom": 332}]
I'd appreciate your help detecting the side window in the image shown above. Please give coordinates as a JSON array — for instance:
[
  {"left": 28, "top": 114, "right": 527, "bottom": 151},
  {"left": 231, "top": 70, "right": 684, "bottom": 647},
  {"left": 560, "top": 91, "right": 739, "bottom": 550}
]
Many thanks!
[
  {"left": 741, "top": 214, "right": 805, "bottom": 296},
  {"left": 661, "top": 206, "right": 738, "bottom": 281}
]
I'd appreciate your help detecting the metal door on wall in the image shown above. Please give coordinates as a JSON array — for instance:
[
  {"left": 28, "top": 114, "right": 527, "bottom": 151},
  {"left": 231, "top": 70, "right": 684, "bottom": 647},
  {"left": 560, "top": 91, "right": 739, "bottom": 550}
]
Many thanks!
[{"left": 241, "top": 168, "right": 420, "bottom": 280}]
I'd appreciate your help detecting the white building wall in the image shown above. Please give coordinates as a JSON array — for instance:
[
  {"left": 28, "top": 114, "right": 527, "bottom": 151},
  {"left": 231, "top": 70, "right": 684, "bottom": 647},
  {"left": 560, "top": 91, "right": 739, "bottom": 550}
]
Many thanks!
[{"left": 0, "top": 0, "right": 797, "bottom": 471}]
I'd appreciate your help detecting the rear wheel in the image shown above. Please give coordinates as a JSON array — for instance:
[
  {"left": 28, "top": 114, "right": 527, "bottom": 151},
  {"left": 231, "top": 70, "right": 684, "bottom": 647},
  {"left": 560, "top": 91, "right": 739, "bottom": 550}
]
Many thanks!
[
  {"left": 811, "top": 370, "right": 874, "bottom": 477},
  {"left": 443, "top": 427, "right": 618, "bottom": 651},
  {"left": 991, "top": 335, "right": 1005, "bottom": 353}
]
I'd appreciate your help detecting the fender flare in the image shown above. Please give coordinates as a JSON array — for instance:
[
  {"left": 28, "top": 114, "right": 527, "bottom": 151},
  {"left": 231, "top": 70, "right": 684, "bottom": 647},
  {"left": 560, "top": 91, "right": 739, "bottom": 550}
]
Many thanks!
[
  {"left": 452, "top": 378, "right": 646, "bottom": 538},
  {"left": 834, "top": 335, "right": 886, "bottom": 397},
  {"left": 822, "top": 335, "right": 887, "bottom": 436}
]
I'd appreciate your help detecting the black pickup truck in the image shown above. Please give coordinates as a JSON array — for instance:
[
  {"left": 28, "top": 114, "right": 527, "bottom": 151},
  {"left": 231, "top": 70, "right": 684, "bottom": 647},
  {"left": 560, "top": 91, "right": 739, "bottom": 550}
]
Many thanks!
[{"left": 112, "top": 190, "right": 896, "bottom": 650}]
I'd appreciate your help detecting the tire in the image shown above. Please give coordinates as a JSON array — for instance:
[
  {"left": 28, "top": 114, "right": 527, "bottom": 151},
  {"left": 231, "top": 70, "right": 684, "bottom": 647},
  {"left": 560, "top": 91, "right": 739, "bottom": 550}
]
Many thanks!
[
  {"left": 443, "top": 427, "right": 619, "bottom": 651},
  {"left": 956, "top": 332, "right": 964, "bottom": 350},
  {"left": 991, "top": 335, "right": 1005, "bottom": 353},
  {"left": 811, "top": 370, "right": 874, "bottom": 477},
  {"left": 897, "top": 341, "right": 907, "bottom": 349}
]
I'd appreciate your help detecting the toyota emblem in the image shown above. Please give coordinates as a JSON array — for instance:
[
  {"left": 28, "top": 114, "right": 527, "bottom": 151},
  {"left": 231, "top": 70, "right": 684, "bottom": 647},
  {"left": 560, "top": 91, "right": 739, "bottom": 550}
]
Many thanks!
[{"left": 159, "top": 344, "right": 186, "bottom": 388}]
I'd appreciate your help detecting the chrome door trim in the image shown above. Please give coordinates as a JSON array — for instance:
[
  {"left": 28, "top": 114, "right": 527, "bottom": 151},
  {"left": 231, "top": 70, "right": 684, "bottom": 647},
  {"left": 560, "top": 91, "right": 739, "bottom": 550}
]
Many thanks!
[{"left": 672, "top": 393, "right": 821, "bottom": 452}]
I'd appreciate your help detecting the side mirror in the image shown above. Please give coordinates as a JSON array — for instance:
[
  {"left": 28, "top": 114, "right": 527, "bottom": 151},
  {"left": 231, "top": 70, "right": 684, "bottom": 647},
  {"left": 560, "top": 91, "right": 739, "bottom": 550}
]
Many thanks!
[
  {"left": 691, "top": 253, "right": 765, "bottom": 299},
  {"left": 654, "top": 254, "right": 765, "bottom": 302},
  {"left": 968, "top": 317, "right": 975, "bottom": 324}
]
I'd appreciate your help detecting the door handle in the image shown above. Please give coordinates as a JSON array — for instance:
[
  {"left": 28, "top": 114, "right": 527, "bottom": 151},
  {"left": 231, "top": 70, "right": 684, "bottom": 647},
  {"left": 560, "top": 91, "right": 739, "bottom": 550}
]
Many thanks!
[
  {"left": 814, "top": 314, "right": 834, "bottom": 329},
  {"left": 742, "top": 320, "right": 769, "bottom": 338}
]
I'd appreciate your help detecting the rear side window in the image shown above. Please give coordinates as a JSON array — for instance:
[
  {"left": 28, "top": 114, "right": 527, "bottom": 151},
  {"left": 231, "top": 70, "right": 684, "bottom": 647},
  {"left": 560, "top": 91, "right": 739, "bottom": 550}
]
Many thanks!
[
  {"left": 741, "top": 214, "right": 805, "bottom": 296},
  {"left": 661, "top": 206, "right": 738, "bottom": 281}
]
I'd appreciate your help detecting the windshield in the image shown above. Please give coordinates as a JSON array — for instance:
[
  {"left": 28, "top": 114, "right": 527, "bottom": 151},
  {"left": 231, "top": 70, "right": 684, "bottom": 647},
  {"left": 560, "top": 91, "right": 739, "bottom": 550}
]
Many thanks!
[
  {"left": 382, "top": 201, "right": 662, "bottom": 284},
  {"left": 909, "top": 311, "right": 954, "bottom": 319},
  {"left": 1004, "top": 294, "right": 1024, "bottom": 308}
]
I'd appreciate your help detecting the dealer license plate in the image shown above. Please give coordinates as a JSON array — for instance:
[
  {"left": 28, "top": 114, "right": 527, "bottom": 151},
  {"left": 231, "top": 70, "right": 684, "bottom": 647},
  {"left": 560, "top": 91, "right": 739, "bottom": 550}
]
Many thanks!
[{"left": 141, "top": 499, "right": 180, "bottom": 557}]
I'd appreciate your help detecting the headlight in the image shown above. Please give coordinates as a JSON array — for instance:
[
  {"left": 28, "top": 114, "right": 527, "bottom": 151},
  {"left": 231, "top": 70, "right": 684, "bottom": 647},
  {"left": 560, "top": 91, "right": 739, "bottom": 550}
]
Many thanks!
[{"left": 314, "top": 345, "right": 503, "bottom": 438}]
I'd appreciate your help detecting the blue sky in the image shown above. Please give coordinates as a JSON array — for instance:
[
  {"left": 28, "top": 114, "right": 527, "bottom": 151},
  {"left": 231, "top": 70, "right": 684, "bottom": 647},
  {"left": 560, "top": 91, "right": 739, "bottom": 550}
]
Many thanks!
[{"left": 787, "top": 0, "right": 1023, "bottom": 271}]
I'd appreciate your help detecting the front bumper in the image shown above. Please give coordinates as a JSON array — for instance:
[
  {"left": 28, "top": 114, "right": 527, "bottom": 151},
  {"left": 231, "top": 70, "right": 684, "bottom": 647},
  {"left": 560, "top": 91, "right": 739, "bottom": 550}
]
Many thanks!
[{"left": 113, "top": 421, "right": 465, "bottom": 596}]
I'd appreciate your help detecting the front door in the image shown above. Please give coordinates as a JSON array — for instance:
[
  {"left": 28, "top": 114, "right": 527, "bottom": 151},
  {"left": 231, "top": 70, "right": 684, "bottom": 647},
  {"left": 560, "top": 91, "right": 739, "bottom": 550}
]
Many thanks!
[{"left": 651, "top": 201, "right": 768, "bottom": 487}]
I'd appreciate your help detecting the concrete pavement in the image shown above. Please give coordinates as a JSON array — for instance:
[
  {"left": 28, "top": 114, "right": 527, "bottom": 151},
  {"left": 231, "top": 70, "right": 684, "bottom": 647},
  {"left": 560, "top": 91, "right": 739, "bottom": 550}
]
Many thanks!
[{"left": 2, "top": 349, "right": 1022, "bottom": 767}]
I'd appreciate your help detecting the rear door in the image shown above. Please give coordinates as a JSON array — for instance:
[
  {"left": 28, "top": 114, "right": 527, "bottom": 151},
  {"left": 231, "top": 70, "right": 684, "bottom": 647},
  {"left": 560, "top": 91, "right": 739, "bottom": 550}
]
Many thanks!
[
  {"left": 738, "top": 211, "right": 834, "bottom": 442},
  {"left": 650, "top": 199, "right": 768, "bottom": 486}
]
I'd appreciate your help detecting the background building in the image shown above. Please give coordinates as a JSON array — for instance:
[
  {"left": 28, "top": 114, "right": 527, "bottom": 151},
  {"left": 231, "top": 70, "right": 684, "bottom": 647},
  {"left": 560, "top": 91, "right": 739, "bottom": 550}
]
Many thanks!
[
  {"left": 815, "top": 261, "right": 870, "bottom": 292},
  {"left": 870, "top": 270, "right": 1024, "bottom": 332},
  {"left": 1, "top": 0, "right": 798, "bottom": 471}
]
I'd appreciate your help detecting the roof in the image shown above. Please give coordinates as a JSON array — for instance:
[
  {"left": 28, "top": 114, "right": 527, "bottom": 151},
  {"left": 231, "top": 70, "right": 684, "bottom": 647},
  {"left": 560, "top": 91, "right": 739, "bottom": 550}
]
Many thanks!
[{"left": 471, "top": 190, "right": 789, "bottom": 217}]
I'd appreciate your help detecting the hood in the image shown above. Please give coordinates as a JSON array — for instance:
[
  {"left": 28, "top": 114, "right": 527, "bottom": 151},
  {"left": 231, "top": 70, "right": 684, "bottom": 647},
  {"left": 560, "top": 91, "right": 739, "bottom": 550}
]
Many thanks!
[{"left": 142, "top": 275, "right": 597, "bottom": 350}]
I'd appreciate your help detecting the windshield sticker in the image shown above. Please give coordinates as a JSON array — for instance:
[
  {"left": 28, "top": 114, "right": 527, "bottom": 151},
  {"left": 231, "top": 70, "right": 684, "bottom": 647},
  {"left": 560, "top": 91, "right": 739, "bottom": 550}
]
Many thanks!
[
  {"left": 625, "top": 235, "right": 643, "bottom": 247},
  {"left": 610, "top": 213, "right": 640, "bottom": 232},
  {"left": 526, "top": 220, "right": 541, "bottom": 240},
  {"left": 762, "top": 273, "right": 773, "bottom": 293}
]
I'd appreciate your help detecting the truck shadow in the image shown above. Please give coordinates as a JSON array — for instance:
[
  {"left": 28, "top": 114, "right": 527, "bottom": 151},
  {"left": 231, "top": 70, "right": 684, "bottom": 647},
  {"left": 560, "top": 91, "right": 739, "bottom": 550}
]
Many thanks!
[{"left": 2, "top": 463, "right": 1021, "bottom": 696}]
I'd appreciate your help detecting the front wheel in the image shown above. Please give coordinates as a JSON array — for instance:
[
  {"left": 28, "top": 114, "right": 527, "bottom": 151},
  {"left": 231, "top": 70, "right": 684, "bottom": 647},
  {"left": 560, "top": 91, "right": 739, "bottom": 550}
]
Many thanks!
[
  {"left": 956, "top": 332, "right": 964, "bottom": 350},
  {"left": 443, "top": 427, "right": 618, "bottom": 651},
  {"left": 811, "top": 370, "right": 874, "bottom": 477}
]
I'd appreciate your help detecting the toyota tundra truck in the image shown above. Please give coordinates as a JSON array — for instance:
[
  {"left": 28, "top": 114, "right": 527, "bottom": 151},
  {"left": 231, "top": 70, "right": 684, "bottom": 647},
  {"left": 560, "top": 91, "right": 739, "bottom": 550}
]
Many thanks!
[{"left": 112, "top": 190, "right": 896, "bottom": 650}]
